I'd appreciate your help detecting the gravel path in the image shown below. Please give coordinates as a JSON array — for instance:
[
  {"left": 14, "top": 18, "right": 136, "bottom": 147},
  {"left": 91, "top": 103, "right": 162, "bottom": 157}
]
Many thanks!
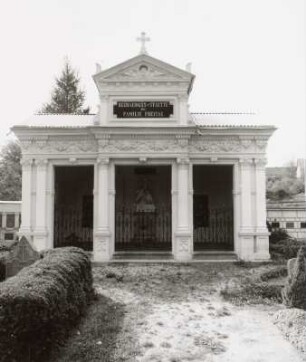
[{"left": 93, "top": 264, "right": 306, "bottom": 362}]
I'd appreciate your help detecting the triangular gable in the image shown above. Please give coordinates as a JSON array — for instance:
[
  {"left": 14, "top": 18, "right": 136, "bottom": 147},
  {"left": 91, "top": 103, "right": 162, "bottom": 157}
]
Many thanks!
[{"left": 93, "top": 54, "right": 194, "bottom": 84}]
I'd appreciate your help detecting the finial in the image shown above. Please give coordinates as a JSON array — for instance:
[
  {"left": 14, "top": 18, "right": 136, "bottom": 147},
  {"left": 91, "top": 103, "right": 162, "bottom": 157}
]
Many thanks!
[
  {"left": 95, "top": 63, "right": 102, "bottom": 73},
  {"left": 137, "top": 32, "right": 150, "bottom": 55},
  {"left": 185, "top": 62, "right": 192, "bottom": 72}
]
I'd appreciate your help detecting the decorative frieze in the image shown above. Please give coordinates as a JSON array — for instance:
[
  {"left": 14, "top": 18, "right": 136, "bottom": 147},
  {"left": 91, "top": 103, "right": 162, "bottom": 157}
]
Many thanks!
[
  {"left": 20, "top": 137, "right": 97, "bottom": 154},
  {"left": 19, "top": 132, "right": 270, "bottom": 157}
]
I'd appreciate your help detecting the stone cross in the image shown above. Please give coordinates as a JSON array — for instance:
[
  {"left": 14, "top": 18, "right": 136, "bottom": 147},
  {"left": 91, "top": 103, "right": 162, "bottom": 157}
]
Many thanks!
[{"left": 137, "top": 32, "right": 150, "bottom": 55}]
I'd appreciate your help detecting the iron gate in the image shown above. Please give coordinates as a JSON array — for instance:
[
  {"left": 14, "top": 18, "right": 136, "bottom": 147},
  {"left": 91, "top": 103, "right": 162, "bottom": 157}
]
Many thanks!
[
  {"left": 115, "top": 206, "right": 171, "bottom": 250},
  {"left": 54, "top": 206, "right": 93, "bottom": 251},
  {"left": 194, "top": 207, "right": 234, "bottom": 250}
]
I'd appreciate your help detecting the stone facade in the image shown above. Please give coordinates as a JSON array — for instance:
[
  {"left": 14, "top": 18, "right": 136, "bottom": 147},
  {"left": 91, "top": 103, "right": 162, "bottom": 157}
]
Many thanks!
[
  {"left": 267, "top": 194, "right": 306, "bottom": 240},
  {"left": 12, "top": 53, "right": 275, "bottom": 261},
  {"left": 0, "top": 201, "right": 21, "bottom": 243}
]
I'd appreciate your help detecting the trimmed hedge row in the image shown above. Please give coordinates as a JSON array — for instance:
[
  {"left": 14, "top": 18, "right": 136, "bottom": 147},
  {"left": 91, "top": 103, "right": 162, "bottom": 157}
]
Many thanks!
[{"left": 0, "top": 247, "right": 93, "bottom": 362}]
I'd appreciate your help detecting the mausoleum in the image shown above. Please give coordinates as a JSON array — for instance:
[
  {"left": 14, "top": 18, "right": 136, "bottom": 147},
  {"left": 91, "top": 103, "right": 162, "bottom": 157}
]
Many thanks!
[{"left": 12, "top": 35, "right": 276, "bottom": 261}]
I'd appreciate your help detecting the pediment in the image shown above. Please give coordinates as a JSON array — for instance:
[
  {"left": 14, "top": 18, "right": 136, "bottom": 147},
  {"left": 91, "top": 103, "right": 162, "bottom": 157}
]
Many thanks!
[{"left": 93, "top": 54, "right": 194, "bottom": 84}]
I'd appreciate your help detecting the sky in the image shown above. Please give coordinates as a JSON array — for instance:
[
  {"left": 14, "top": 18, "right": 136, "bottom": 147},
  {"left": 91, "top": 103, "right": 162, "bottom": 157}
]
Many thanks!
[{"left": 0, "top": 0, "right": 305, "bottom": 166}]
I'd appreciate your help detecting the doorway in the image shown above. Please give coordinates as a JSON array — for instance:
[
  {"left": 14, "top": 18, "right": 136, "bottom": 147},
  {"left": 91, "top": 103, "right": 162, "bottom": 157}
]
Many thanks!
[
  {"left": 54, "top": 166, "right": 93, "bottom": 251},
  {"left": 193, "top": 165, "right": 234, "bottom": 251},
  {"left": 115, "top": 165, "right": 172, "bottom": 251}
]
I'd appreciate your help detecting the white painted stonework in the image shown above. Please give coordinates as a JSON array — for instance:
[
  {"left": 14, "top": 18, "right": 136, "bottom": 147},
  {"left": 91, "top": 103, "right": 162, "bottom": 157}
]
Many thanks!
[{"left": 12, "top": 52, "right": 275, "bottom": 261}]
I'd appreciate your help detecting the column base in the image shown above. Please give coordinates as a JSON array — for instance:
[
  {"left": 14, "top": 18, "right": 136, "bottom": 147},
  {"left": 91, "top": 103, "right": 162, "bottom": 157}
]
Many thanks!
[
  {"left": 33, "top": 228, "right": 48, "bottom": 252},
  {"left": 174, "top": 230, "right": 192, "bottom": 261},
  {"left": 238, "top": 230, "right": 270, "bottom": 261},
  {"left": 93, "top": 229, "right": 112, "bottom": 262}
]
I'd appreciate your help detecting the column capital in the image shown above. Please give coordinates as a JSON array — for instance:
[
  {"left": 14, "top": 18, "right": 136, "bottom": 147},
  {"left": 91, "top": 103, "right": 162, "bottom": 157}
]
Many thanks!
[
  {"left": 97, "top": 157, "right": 109, "bottom": 165},
  {"left": 20, "top": 158, "right": 33, "bottom": 168},
  {"left": 176, "top": 157, "right": 190, "bottom": 165},
  {"left": 254, "top": 158, "right": 267, "bottom": 168},
  {"left": 35, "top": 158, "right": 48, "bottom": 168},
  {"left": 239, "top": 158, "right": 253, "bottom": 168}
]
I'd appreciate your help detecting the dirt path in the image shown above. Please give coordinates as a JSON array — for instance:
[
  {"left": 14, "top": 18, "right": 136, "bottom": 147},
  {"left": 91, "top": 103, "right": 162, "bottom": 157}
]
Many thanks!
[{"left": 93, "top": 264, "right": 305, "bottom": 362}]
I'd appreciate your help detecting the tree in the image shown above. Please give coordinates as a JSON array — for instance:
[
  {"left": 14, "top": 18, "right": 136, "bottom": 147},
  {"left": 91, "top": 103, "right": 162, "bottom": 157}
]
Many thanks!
[
  {"left": 0, "top": 140, "right": 22, "bottom": 201},
  {"left": 282, "top": 246, "right": 306, "bottom": 310},
  {"left": 40, "top": 61, "right": 89, "bottom": 114},
  {"left": 266, "top": 176, "right": 304, "bottom": 200}
]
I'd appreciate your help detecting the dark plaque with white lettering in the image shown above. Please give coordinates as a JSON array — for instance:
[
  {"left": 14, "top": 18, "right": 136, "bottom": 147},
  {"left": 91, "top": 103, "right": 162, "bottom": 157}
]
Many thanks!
[{"left": 113, "top": 101, "right": 173, "bottom": 118}]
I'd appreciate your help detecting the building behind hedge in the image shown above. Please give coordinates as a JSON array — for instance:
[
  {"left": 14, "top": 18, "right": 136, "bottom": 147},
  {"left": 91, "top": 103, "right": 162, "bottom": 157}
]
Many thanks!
[
  {"left": 12, "top": 38, "right": 276, "bottom": 262},
  {"left": 267, "top": 193, "right": 306, "bottom": 240}
]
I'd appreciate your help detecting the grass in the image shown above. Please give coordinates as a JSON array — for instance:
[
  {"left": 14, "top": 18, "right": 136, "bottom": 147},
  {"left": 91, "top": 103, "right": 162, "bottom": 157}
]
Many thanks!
[{"left": 46, "top": 293, "right": 125, "bottom": 362}]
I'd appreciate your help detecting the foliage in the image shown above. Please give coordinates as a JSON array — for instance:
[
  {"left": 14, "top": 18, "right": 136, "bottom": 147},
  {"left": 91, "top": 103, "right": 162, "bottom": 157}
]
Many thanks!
[
  {"left": 221, "top": 281, "right": 283, "bottom": 304},
  {"left": 0, "top": 247, "right": 93, "bottom": 362},
  {"left": 266, "top": 175, "right": 304, "bottom": 200},
  {"left": 269, "top": 231, "right": 304, "bottom": 260},
  {"left": 40, "top": 60, "right": 89, "bottom": 114},
  {"left": 0, "top": 140, "right": 22, "bottom": 200},
  {"left": 259, "top": 265, "right": 287, "bottom": 281},
  {"left": 0, "top": 258, "right": 5, "bottom": 281},
  {"left": 47, "top": 294, "right": 125, "bottom": 362},
  {"left": 269, "top": 229, "right": 291, "bottom": 243},
  {"left": 282, "top": 246, "right": 306, "bottom": 310}
]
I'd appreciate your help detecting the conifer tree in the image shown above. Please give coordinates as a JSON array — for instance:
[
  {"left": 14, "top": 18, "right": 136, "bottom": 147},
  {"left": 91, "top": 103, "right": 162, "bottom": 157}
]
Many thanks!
[
  {"left": 282, "top": 246, "right": 306, "bottom": 309},
  {"left": 40, "top": 61, "right": 89, "bottom": 114}
]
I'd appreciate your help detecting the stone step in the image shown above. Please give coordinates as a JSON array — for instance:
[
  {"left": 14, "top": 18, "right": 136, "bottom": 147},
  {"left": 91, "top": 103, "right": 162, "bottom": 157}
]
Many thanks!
[
  {"left": 192, "top": 251, "right": 238, "bottom": 261},
  {"left": 112, "top": 252, "right": 174, "bottom": 261}
]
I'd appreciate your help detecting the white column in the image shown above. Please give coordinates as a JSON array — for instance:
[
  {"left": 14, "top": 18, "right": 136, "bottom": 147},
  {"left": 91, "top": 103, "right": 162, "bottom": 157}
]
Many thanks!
[
  {"left": 46, "top": 163, "right": 55, "bottom": 249},
  {"left": 93, "top": 157, "right": 111, "bottom": 261},
  {"left": 254, "top": 158, "right": 270, "bottom": 260},
  {"left": 33, "top": 159, "right": 48, "bottom": 251},
  {"left": 238, "top": 158, "right": 254, "bottom": 260},
  {"left": 109, "top": 162, "right": 116, "bottom": 256},
  {"left": 233, "top": 163, "right": 241, "bottom": 254},
  {"left": 174, "top": 157, "right": 192, "bottom": 261},
  {"left": 19, "top": 158, "right": 33, "bottom": 242}
]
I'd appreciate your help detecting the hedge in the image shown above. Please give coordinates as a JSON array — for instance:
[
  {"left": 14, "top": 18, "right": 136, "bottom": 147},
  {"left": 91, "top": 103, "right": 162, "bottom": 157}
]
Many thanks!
[{"left": 0, "top": 247, "right": 93, "bottom": 362}]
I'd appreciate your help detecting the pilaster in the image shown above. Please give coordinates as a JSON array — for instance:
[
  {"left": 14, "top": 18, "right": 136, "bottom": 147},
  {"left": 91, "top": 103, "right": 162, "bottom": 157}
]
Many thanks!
[
  {"left": 174, "top": 157, "right": 192, "bottom": 261},
  {"left": 33, "top": 159, "right": 48, "bottom": 251},
  {"left": 19, "top": 158, "right": 33, "bottom": 242},
  {"left": 238, "top": 158, "right": 254, "bottom": 260},
  {"left": 93, "top": 157, "right": 112, "bottom": 261},
  {"left": 253, "top": 158, "right": 270, "bottom": 260}
]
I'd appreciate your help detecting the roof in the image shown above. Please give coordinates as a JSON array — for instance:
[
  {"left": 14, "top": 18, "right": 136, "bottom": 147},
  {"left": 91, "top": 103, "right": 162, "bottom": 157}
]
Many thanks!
[
  {"left": 266, "top": 166, "right": 296, "bottom": 178},
  {"left": 191, "top": 113, "right": 274, "bottom": 128},
  {"left": 17, "top": 114, "right": 97, "bottom": 128},
  {"left": 13, "top": 112, "right": 275, "bottom": 129},
  {"left": 267, "top": 193, "right": 306, "bottom": 209}
]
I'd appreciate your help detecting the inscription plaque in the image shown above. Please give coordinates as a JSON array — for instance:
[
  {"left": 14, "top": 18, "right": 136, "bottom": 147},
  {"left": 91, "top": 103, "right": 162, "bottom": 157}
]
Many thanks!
[{"left": 113, "top": 101, "right": 173, "bottom": 118}]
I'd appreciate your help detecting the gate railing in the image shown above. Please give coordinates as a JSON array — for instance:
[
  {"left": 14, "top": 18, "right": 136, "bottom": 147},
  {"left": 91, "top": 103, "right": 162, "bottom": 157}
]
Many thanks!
[
  {"left": 115, "top": 206, "right": 171, "bottom": 247},
  {"left": 194, "top": 207, "right": 233, "bottom": 247},
  {"left": 54, "top": 206, "right": 93, "bottom": 250}
]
